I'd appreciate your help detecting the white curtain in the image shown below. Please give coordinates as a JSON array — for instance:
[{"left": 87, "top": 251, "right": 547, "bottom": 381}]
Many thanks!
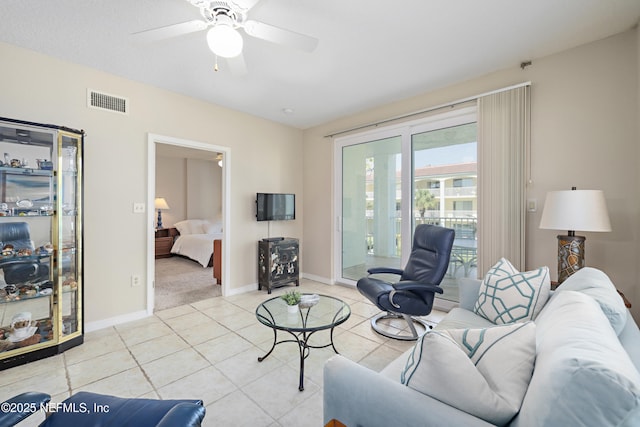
[{"left": 477, "top": 85, "right": 531, "bottom": 275}]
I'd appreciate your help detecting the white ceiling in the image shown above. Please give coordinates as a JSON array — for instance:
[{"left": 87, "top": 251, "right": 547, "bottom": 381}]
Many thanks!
[{"left": 1, "top": 0, "right": 639, "bottom": 129}]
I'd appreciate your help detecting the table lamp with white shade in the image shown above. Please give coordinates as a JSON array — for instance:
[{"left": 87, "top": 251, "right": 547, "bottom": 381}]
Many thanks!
[
  {"left": 539, "top": 187, "right": 611, "bottom": 283},
  {"left": 155, "top": 197, "right": 170, "bottom": 229}
]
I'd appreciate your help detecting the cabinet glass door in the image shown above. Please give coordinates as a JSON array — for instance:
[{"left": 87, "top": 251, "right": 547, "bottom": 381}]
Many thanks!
[
  {"left": 57, "top": 132, "right": 82, "bottom": 338},
  {"left": 0, "top": 122, "right": 56, "bottom": 354}
]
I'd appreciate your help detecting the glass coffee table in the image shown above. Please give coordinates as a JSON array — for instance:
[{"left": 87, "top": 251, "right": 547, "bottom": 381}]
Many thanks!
[{"left": 256, "top": 294, "right": 351, "bottom": 391}]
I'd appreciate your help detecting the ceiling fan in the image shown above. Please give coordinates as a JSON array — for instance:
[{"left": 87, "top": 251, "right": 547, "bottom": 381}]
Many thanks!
[{"left": 133, "top": 0, "right": 318, "bottom": 73}]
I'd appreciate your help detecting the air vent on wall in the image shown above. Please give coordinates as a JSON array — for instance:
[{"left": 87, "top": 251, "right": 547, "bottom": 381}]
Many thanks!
[{"left": 87, "top": 89, "right": 129, "bottom": 114}]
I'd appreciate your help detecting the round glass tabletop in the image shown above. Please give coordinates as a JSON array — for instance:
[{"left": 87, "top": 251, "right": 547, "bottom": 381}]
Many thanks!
[{"left": 256, "top": 293, "right": 351, "bottom": 333}]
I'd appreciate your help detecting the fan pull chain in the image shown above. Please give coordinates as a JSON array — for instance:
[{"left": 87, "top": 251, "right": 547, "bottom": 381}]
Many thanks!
[{"left": 214, "top": 55, "right": 219, "bottom": 72}]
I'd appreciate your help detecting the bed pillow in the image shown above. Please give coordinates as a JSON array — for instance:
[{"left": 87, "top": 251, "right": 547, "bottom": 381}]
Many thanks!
[
  {"left": 401, "top": 322, "right": 536, "bottom": 426},
  {"left": 554, "top": 267, "right": 627, "bottom": 335},
  {"left": 202, "top": 220, "right": 223, "bottom": 234},
  {"left": 174, "top": 219, "right": 204, "bottom": 235},
  {"left": 474, "top": 258, "right": 550, "bottom": 324}
]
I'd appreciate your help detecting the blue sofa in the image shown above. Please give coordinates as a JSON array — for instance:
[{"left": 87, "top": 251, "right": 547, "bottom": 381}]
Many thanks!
[{"left": 324, "top": 268, "right": 640, "bottom": 426}]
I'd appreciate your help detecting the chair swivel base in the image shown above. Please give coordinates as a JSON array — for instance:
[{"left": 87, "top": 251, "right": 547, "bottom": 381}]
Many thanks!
[{"left": 370, "top": 312, "right": 432, "bottom": 341}]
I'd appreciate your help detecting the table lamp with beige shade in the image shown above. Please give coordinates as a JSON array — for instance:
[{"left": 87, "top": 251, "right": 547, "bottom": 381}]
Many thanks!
[
  {"left": 539, "top": 187, "right": 611, "bottom": 283},
  {"left": 154, "top": 197, "right": 170, "bottom": 229}
]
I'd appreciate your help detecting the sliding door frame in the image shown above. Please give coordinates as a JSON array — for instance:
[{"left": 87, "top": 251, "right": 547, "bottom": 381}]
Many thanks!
[{"left": 333, "top": 106, "right": 476, "bottom": 309}]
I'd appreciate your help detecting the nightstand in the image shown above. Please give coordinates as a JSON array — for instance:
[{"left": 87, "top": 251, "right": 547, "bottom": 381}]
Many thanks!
[{"left": 155, "top": 227, "right": 177, "bottom": 259}]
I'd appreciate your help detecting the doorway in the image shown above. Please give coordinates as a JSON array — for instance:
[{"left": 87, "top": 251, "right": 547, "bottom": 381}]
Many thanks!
[{"left": 146, "top": 133, "right": 231, "bottom": 315}]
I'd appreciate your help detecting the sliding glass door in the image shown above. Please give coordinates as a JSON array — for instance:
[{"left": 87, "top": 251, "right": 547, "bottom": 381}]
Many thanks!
[
  {"left": 411, "top": 122, "right": 477, "bottom": 302},
  {"left": 341, "top": 134, "right": 402, "bottom": 281},
  {"left": 335, "top": 107, "right": 477, "bottom": 306}
]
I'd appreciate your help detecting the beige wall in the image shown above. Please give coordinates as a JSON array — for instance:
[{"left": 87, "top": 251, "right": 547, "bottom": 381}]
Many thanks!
[
  {"left": 156, "top": 156, "right": 222, "bottom": 227},
  {"left": 186, "top": 158, "right": 222, "bottom": 221},
  {"left": 303, "top": 28, "right": 640, "bottom": 319},
  {"left": 156, "top": 156, "right": 186, "bottom": 226},
  {"left": 0, "top": 41, "right": 303, "bottom": 326}
]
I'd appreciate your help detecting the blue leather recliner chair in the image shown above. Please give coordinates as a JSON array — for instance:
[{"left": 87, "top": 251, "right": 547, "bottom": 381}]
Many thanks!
[
  {"left": 357, "top": 224, "right": 455, "bottom": 341},
  {"left": 0, "top": 391, "right": 206, "bottom": 427}
]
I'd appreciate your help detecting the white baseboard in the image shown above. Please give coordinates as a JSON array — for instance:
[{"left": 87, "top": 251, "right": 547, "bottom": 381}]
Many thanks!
[
  {"left": 224, "top": 282, "right": 260, "bottom": 296},
  {"left": 86, "top": 276, "right": 342, "bottom": 331},
  {"left": 85, "top": 310, "right": 150, "bottom": 333},
  {"left": 302, "top": 272, "right": 334, "bottom": 285}
]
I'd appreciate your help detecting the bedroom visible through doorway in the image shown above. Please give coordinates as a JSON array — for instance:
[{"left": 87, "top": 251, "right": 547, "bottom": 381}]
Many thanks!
[
  {"left": 146, "top": 134, "right": 230, "bottom": 315},
  {"left": 154, "top": 256, "right": 221, "bottom": 311}
]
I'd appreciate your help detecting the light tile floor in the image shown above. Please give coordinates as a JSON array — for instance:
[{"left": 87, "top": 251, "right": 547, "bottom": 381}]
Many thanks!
[{"left": 1, "top": 279, "right": 445, "bottom": 427}]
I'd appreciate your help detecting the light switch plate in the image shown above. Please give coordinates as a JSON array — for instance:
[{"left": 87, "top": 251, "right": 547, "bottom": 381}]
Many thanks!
[
  {"left": 133, "top": 202, "right": 145, "bottom": 213},
  {"left": 527, "top": 199, "right": 537, "bottom": 212}
]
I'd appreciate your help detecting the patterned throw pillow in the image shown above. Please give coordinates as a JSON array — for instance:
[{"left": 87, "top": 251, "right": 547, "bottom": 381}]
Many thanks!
[
  {"left": 401, "top": 322, "right": 536, "bottom": 426},
  {"left": 474, "top": 258, "right": 550, "bottom": 324}
]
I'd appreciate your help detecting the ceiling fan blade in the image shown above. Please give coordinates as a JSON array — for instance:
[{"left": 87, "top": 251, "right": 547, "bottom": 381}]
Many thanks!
[
  {"left": 243, "top": 20, "right": 318, "bottom": 52},
  {"left": 229, "top": 0, "right": 262, "bottom": 13},
  {"left": 225, "top": 53, "right": 248, "bottom": 76},
  {"left": 131, "top": 20, "right": 208, "bottom": 43}
]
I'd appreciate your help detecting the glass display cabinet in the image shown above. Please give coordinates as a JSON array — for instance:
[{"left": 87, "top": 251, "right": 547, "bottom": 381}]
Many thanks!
[{"left": 0, "top": 117, "right": 83, "bottom": 370}]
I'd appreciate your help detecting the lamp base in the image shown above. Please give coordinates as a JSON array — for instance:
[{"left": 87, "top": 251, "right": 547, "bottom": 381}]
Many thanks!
[
  {"left": 157, "top": 210, "right": 163, "bottom": 229},
  {"left": 557, "top": 234, "right": 585, "bottom": 283}
]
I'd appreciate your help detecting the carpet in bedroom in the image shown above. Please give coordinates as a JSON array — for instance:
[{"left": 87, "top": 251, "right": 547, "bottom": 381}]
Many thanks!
[{"left": 155, "top": 256, "right": 221, "bottom": 311}]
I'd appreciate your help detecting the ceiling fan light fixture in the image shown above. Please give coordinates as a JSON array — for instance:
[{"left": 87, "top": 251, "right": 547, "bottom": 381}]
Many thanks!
[{"left": 206, "top": 23, "right": 243, "bottom": 58}]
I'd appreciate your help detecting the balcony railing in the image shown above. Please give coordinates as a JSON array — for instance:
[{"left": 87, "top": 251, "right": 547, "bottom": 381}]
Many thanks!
[
  {"left": 365, "top": 215, "right": 477, "bottom": 257},
  {"left": 366, "top": 186, "right": 477, "bottom": 201},
  {"left": 444, "top": 186, "right": 476, "bottom": 197},
  {"left": 422, "top": 186, "right": 477, "bottom": 197}
]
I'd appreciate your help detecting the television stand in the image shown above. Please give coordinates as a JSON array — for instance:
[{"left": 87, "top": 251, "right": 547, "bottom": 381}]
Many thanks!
[{"left": 258, "top": 238, "right": 299, "bottom": 294}]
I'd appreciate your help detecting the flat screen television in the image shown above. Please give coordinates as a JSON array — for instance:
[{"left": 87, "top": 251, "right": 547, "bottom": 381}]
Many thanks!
[{"left": 256, "top": 193, "right": 295, "bottom": 221}]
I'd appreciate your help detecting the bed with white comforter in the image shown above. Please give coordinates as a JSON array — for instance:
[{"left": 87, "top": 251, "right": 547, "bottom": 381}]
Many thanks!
[{"left": 170, "top": 219, "right": 223, "bottom": 268}]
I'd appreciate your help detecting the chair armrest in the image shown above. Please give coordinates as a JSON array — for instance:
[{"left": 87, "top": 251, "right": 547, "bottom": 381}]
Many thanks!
[
  {"left": 0, "top": 392, "right": 51, "bottom": 427},
  {"left": 367, "top": 267, "right": 404, "bottom": 276},
  {"left": 156, "top": 403, "right": 205, "bottom": 427},
  {"left": 323, "top": 355, "right": 494, "bottom": 427},
  {"left": 394, "top": 281, "right": 444, "bottom": 294}
]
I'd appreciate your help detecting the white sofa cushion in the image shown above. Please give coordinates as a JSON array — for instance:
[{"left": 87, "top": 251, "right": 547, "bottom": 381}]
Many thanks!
[
  {"left": 401, "top": 322, "right": 536, "bottom": 426},
  {"left": 434, "top": 307, "right": 494, "bottom": 331},
  {"left": 555, "top": 267, "right": 627, "bottom": 335},
  {"left": 474, "top": 258, "right": 550, "bottom": 324},
  {"left": 512, "top": 290, "right": 640, "bottom": 427}
]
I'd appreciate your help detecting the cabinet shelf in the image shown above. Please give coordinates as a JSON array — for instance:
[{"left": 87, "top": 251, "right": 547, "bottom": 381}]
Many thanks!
[
  {"left": 0, "top": 289, "right": 51, "bottom": 304},
  {"left": 0, "top": 253, "right": 51, "bottom": 265},
  {"left": 0, "top": 212, "right": 54, "bottom": 218},
  {"left": 0, "top": 285, "right": 76, "bottom": 303},
  {"left": 0, "top": 166, "right": 53, "bottom": 177}
]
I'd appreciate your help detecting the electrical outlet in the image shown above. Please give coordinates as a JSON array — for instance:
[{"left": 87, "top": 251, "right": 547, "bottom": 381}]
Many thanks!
[
  {"left": 133, "top": 203, "right": 145, "bottom": 214},
  {"left": 131, "top": 274, "right": 141, "bottom": 287}
]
